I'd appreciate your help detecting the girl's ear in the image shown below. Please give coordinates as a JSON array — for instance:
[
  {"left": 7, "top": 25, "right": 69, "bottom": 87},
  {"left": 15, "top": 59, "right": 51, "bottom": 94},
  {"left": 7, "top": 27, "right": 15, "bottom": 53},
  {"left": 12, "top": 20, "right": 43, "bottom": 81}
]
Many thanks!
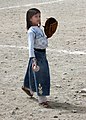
[
  {"left": 30, "top": 18, "right": 32, "bottom": 22},
  {"left": 30, "top": 16, "right": 33, "bottom": 22}
]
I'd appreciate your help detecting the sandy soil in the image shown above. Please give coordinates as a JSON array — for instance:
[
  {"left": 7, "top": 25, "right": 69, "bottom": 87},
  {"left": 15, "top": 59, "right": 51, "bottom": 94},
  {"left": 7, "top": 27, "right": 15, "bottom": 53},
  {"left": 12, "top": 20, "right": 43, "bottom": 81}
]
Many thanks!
[{"left": 0, "top": 0, "right": 86, "bottom": 120}]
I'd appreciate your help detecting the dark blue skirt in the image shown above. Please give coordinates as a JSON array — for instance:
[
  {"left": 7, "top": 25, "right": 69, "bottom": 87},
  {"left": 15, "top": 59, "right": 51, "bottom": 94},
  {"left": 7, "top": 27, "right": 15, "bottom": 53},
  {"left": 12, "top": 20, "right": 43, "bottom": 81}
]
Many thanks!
[{"left": 24, "top": 49, "right": 50, "bottom": 96}]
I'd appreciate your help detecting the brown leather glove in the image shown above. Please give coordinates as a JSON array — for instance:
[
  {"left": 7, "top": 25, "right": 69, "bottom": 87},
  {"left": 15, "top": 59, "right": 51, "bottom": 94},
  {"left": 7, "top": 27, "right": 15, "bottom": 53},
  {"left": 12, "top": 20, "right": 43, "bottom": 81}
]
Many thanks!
[{"left": 44, "top": 17, "right": 58, "bottom": 38}]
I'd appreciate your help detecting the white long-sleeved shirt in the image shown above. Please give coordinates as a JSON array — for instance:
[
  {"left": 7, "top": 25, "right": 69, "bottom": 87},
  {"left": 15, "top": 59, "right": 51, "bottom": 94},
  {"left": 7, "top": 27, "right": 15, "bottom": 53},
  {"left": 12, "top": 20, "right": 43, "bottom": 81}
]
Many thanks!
[{"left": 27, "top": 26, "right": 48, "bottom": 58}]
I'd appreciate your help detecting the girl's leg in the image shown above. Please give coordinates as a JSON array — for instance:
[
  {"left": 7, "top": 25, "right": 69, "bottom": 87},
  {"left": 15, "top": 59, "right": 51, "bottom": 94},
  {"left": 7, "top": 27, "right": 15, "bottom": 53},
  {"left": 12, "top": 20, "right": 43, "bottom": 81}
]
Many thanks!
[
  {"left": 22, "top": 86, "right": 33, "bottom": 97},
  {"left": 23, "top": 59, "right": 35, "bottom": 97},
  {"left": 38, "top": 96, "right": 47, "bottom": 103},
  {"left": 38, "top": 96, "right": 51, "bottom": 108}
]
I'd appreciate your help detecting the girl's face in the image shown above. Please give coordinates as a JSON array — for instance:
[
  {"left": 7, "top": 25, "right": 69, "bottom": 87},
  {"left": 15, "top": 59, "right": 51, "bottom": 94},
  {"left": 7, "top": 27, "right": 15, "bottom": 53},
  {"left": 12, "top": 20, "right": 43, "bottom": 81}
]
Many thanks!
[{"left": 30, "top": 13, "right": 41, "bottom": 26}]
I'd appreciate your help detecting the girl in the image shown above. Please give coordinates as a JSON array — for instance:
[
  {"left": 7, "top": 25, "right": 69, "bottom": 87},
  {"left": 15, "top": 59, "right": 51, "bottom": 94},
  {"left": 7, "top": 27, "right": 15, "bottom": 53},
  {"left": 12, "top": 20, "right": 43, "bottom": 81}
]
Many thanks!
[{"left": 22, "top": 8, "right": 50, "bottom": 108}]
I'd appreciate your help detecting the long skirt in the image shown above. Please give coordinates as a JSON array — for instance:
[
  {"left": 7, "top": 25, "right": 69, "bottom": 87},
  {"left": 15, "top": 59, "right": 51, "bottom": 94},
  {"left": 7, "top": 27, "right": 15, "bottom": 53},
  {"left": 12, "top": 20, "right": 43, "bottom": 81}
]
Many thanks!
[{"left": 24, "top": 49, "right": 50, "bottom": 96}]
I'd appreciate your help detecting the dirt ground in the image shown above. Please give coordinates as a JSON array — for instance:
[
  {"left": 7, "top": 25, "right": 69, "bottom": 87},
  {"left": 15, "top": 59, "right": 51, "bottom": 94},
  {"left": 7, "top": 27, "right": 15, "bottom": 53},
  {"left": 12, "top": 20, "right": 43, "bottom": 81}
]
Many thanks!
[{"left": 0, "top": 0, "right": 86, "bottom": 120}]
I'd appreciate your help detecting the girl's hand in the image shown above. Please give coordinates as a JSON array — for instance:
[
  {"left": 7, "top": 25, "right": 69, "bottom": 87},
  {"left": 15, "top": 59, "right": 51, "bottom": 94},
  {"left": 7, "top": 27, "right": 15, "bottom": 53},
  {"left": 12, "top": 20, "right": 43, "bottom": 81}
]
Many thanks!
[
  {"left": 32, "top": 61, "right": 37, "bottom": 70},
  {"left": 32, "top": 58, "right": 37, "bottom": 70},
  {"left": 32, "top": 58, "right": 40, "bottom": 71}
]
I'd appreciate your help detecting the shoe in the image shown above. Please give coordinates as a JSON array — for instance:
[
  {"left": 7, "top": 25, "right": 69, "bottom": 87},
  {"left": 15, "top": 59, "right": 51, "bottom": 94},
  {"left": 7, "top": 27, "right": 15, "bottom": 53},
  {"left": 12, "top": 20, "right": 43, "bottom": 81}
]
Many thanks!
[
  {"left": 39, "top": 101, "right": 51, "bottom": 108},
  {"left": 22, "top": 86, "right": 33, "bottom": 97}
]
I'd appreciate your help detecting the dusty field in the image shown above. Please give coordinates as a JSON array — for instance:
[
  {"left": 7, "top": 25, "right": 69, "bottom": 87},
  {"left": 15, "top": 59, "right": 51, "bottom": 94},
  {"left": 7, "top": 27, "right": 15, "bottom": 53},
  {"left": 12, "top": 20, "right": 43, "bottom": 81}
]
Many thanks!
[{"left": 0, "top": 0, "right": 86, "bottom": 120}]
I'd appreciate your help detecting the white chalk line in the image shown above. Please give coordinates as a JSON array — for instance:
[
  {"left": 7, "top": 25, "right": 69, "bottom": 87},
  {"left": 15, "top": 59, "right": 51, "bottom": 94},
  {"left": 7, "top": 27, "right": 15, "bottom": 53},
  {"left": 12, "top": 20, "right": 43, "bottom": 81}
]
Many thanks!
[
  {"left": 0, "top": 0, "right": 63, "bottom": 10},
  {"left": 0, "top": 44, "right": 86, "bottom": 55}
]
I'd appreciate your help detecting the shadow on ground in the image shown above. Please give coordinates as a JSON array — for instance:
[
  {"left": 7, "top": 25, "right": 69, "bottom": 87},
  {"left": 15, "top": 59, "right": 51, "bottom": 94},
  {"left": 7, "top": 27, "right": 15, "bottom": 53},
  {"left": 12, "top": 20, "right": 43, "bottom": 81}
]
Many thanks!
[
  {"left": 48, "top": 100, "right": 86, "bottom": 113},
  {"left": 30, "top": 97, "right": 86, "bottom": 113}
]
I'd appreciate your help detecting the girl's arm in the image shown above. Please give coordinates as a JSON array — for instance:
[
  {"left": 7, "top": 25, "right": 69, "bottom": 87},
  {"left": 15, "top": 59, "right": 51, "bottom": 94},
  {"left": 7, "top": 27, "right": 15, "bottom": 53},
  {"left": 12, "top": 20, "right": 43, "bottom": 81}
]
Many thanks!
[
  {"left": 28, "top": 31, "right": 35, "bottom": 58},
  {"left": 28, "top": 31, "right": 38, "bottom": 69}
]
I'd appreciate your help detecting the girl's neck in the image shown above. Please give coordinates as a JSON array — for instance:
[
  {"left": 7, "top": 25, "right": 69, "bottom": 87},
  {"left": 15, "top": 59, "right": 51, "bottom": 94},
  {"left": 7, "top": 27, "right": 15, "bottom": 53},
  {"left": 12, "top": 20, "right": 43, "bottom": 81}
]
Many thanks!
[
  {"left": 32, "top": 24, "right": 41, "bottom": 27},
  {"left": 32, "top": 25, "right": 41, "bottom": 27}
]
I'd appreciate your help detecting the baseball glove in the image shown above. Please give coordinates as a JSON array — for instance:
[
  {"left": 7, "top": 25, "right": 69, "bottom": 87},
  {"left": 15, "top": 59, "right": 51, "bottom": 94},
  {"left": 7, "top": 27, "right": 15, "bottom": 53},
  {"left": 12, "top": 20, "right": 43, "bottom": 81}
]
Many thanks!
[{"left": 44, "top": 17, "right": 58, "bottom": 38}]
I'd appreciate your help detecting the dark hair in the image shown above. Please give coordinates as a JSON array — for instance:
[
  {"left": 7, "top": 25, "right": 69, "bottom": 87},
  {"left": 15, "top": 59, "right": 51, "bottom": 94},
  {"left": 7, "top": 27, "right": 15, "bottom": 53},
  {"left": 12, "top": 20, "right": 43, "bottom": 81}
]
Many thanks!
[{"left": 26, "top": 8, "right": 41, "bottom": 30}]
